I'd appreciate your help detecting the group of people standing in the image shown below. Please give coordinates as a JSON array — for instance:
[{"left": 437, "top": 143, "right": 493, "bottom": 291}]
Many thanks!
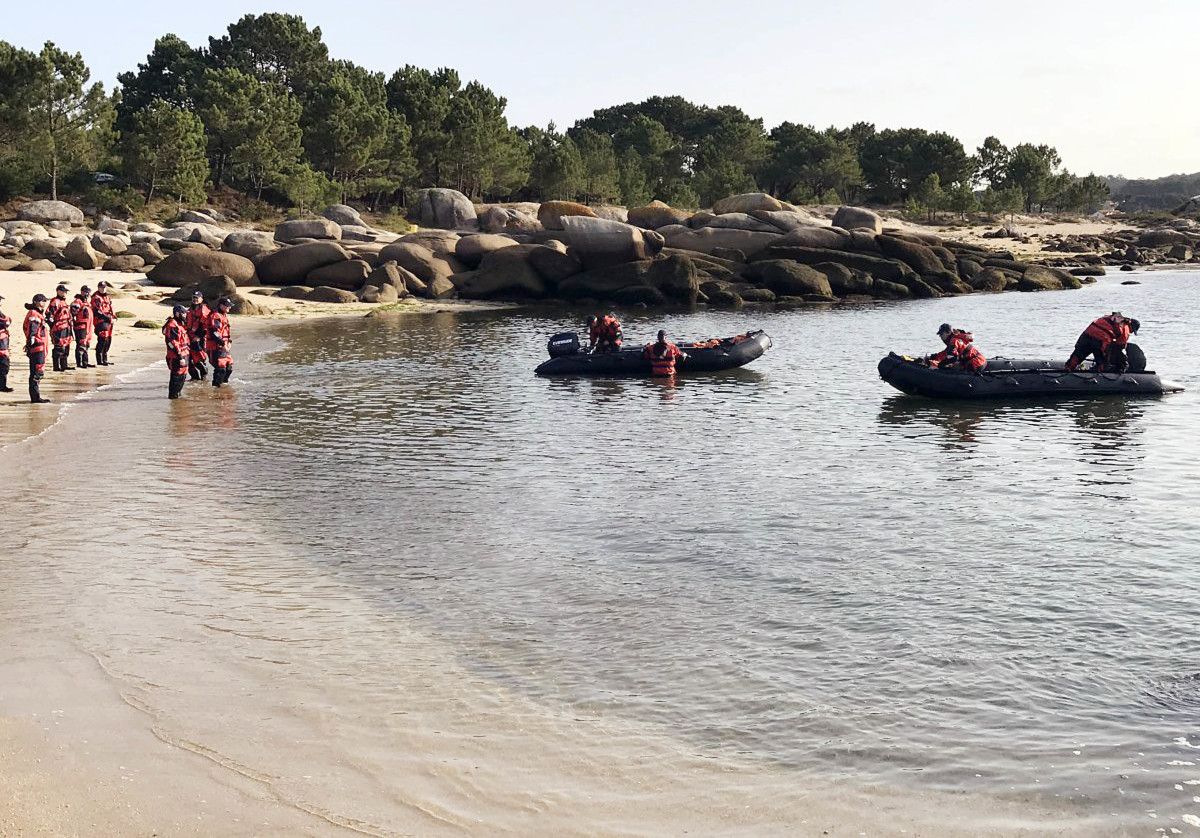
[
  {"left": 926, "top": 312, "right": 1142, "bottom": 373},
  {"left": 0, "top": 281, "right": 116, "bottom": 403},
  {"left": 162, "top": 292, "right": 235, "bottom": 399}
]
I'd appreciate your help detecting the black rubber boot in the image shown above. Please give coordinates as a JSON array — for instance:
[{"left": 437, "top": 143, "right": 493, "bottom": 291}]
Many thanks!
[
  {"left": 168, "top": 374, "right": 186, "bottom": 399},
  {"left": 0, "top": 371, "right": 11, "bottom": 393},
  {"left": 29, "top": 378, "right": 50, "bottom": 404}
]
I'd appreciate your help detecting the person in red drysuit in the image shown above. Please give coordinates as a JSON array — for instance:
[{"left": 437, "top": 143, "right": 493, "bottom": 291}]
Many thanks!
[
  {"left": 0, "top": 293, "right": 14, "bottom": 393},
  {"left": 22, "top": 293, "right": 51, "bottom": 403},
  {"left": 71, "top": 287, "right": 95, "bottom": 369},
  {"left": 928, "top": 323, "right": 987, "bottom": 371},
  {"left": 587, "top": 313, "right": 623, "bottom": 353},
  {"left": 206, "top": 297, "right": 234, "bottom": 388},
  {"left": 91, "top": 280, "right": 116, "bottom": 366},
  {"left": 46, "top": 283, "right": 73, "bottom": 372},
  {"left": 162, "top": 305, "right": 190, "bottom": 400},
  {"left": 642, "top": 329, "right": 687, "bottom": 377},
  {"left": 1065, "top": 312, "right": 1139, "bottom": 373},
  {"left": 185, "top": 290, "right": 211, "bottom": 381}
]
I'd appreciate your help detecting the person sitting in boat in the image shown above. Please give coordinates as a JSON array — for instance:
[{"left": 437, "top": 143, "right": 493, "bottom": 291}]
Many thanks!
[
  {"left": 643, "top": 330, "right": 687, "bottom": 377},
  {"left": 927, "top": 323, "right": 987, "bottom": 371},
  {"left": 1065, "top": 312, "right": 1139, "bottom": 373},
  {"left": 587, "top": 313, "right": 623, "bottom": 353}
]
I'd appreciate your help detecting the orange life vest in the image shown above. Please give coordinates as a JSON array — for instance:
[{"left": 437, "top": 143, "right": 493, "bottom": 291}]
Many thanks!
[
  {"left": 931, "top": 330, "right": 986, "bottom": 371},
  {"left": 643, "top": 340, "right": 684, "bottom": 376},
  {"left": 1083, "top": 315, "right": 1130, "bottom": 350}
]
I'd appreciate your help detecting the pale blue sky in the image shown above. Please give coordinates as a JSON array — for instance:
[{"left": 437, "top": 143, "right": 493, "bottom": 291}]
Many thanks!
[{"left": 8, "top": 0, "right": 1196, "bottom": 178}]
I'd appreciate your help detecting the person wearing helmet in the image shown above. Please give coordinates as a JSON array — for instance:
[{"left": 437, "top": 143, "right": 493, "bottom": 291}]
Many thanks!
[
  {"left": 71, "top": 286, "right": 94, "bottom": 369},
  {"left": 91, "top": 280, "right": 115, "bottom": 365},
  {"left": 22, "top": 294, "right": 51, "bottom": 403},
  {"left": 587, "top": 312, "right": 623, "bottom": 353},
  {"left": 642, "top": 329, "right": 687, "bottom": 377},
  {"left": 207, "top": 297, "right": 234, "bottom": 387},
  {"left": 185, "top": 290, "right": 211, "bottom": 381},
  {"left": 1065, "top": 312, "right": 1138, "bottom": 372},
  {"left": 162, "top": 304, "right": 190, "bottom": 399},
  {"left": 46, "top": 283, "right": 73, "bottom": 372},
  {"left": 927, "top": 323, "right": 987, "bottom": 371},
  {"left": 0, "top": 293, "right": 13, "bottom": 393}
]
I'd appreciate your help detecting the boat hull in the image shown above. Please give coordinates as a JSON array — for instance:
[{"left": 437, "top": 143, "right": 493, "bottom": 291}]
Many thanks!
[{"left": 536, "top": 331, "right": 772, "bottom": 377}]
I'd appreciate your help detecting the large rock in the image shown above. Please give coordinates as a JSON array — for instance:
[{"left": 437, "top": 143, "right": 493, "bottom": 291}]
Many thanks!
[
  {"left": 305, "top": 286, "right": 359, "bottom": 304},
  {"left": 274, "top": 285, "right": 312, "bottom": 300},
  {"left": 831, "top": 206, "right": 883, "bottom": 234},
  {"left": 712, "top": 193, "right": 783, "bottom": 215},
  {"left": 14, "top": 258, "right": 56, "bottom": 271},
  {"left": 102, "top": 254, "right": 146, "bottom": 272},
  {"left": 454, "top": 246, "right": 547, "bottom": 299},
  {"left": 323, "top": 204, "right": 365, "bottom": 227},
  {"left": 745, "top": 260, "right": 833, "bottom": 297},
  {"left": 306, "top": 259, "right": 372, "bottom": 290},
  {"left": 125, "top": 241, "right": 165, "bottom": 265},
  {"left": 562, "top": 216, "right": 664, "bottom": 270},
  {"left": 427, "top": 275, "right": 456, "bottom": 299},
  {"left": 275, "top": 218, "right": 342, "bottom": 243},
  {"left": 477, "top": 206, "right": 541, "bottom": 234},
  {"left": 256, "top": 242, "right": 350, "bottom": 285},
  {"left": 91, "top": 233, "right": 128, "bottom": 256},
  {"left": 970, "top": 268, "right": 1008, "bottom": 293},
  {"left": 698, "top": 212, "right": 779, "bottom": 233},
  {"left": 662, "top": 226, "right": 781, "bottom": 258},
  {"left": 179, "top": 209, "right": 218, "bottom": 224},
  {"left": 591, "top": 205, "right": 628, "bottom": 223},
  {"left": 148, "top": 248, "right": 258, "bottom": 287},
  {"left": 455, "top": 234, "right": 518, "bottom": 268},
  {"left": 397, "top": 230, "right": 460, "bottom": 257},
  {"left": 627, "top": 201, "right": 691, "bottom": 230},
  {"left": 876, "top": 235, "right": 944, "bottom": 275},
  {"left": 750, "top": 209, "right": 822, "bottom": 232},
  {"left": 222, "top": 230, "right": 279, "bottom": 260},
  {"left": 758, "top": 246, "right": 918, "bottom": 285},
  {"left": 527, "top": 245, "right": 582, "bottom": 284},
  {"left": 363, "top": 262, "right": 410, "bottom": 296},
  {"left": 22, "top": 239, "right": 63, "bottom": 261},
  {"left": 64, "top": 235, "right": 102, "bottom": 269},
  {"left": 411, "top": 188, "right": 477, "bottom": 230},
  {"left": 1017, "top": 265, "right": 1065, "bottom": 292},
  {"left": 812, "top": 262, "right": 873, "bottom": 296},
  {"left": 537, "top": 201, "right": 597, "bottom": 230},
  {"left": 358, "top": 283, "right": 399, "bottom": 303},
  {"left": 377, "top": 241, "right": 460, "bottom": 286},
  {"left": 557, "top": 254, "right": 698, "bottom": 304},
  {"left": 17, "top": 199, "right": 84, "bottom": 225},
  {"left": 1137, "top": 229, "right": 1192, "bottom": 248},
  {"left": 188, "top": 226, "right": 224, "bottom": 248},
  {"left": 0, "top": 220, "right": 49, "bottom": 240},
  {"left": 775, "top": 226, "right": 852, "bottom": 250}
]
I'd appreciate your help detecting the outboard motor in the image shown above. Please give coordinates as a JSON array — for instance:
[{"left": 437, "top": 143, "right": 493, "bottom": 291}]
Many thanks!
[
  {"left": 547, "top": 331, "right": 581, "bottom": 358},
  {"left": 1127, "top": 342, "right": 1147, "bottom": 373}
]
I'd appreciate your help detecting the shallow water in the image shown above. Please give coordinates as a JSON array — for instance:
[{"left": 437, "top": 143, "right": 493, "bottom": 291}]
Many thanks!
[{"left": 3, "top": 271, "right": 1199, "bottom": 833}]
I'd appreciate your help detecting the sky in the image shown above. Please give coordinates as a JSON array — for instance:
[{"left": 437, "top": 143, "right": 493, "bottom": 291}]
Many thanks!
[{"left": 6, "top": 0, "right": 1198, "bottom": 179}]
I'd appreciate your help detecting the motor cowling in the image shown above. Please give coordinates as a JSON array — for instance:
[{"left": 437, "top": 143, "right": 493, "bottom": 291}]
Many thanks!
[{"left": 547, "top": 332, "right": 581, "bottom": 357}]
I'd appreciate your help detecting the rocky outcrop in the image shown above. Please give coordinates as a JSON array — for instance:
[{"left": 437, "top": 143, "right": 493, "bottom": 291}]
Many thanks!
[
  {"left": 17, "top": 200, "right": 84, "bottom": 225},
  {"left": 64, "top": 235, "right": 102, "bottom": 269},
  {"left": 377, "top": 241, "right": 460, "bottom": 290},
  {"left": 323, "top": 204, "right": 366, "bottom": 227},
  {"left": 745, "top": 261, "right": 833, "bottom": 298},
  {"left": 222, "top": 231, "right": 278, "bottom": 260},
  {"left": 454, "top": 246, "right": 547, "bottom": 299},
  {"left": 148, "top": 248, "right": 257, "bottom": 287},
  {"left": 455, "top": 233, "right": 518, "bottom": 268},
  {"left": 537, "top": 201, "right": 597, "bottom": 230},
  {"left": 256, "top": 242, "right": 349, "bottom": 285},
  {"left": 562, "top": 216, "right": 664, "bottom": 270},
  {"left": 412, "top": 188, "right": 477, "bottom": 230},
  {"left": 831, "top": 206, "right": 883, "bottom": 234},
  {"left": 91, "top": 233, "right": 128, "bottom": 256},
  {"left": 306, "top": 286, "right": 359, "bottom": 304},
  {"left": 661, "top": 226, "right": 780, "bottom": 257},
  {"left": 478, "top": 206, "right": 541, "bottom": 234},
  {"left": 712, "top": 193, "right": 783, "bottom": 215},
  {"left": 627, "top": 200, "right": 691, "bottom": 230},
  {"left": 102, "top": 254, "right": 145, "bottom": 272},
  {"left": 275, "top": 218, "right": 342, "bottom": 243},
  {"left": 306, "top": 259, "right": 372, "bottom": 290},
  {"left": 775, "top": 226, "right": 851, "bottom": 250}
]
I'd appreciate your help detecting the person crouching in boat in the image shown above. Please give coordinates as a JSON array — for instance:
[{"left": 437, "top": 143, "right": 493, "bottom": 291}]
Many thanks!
[
  {"left": 1065, "top": 312, "right": 1139, "bottom": 373},
  {"left": 927, "top": 323, "right": 987, "bottom": 371},
  {"left": 643, "top": 330, "right": 687, "bottom": 377},
  {"left": 587, "top": 313, "right": 623, "bottom": 353}
]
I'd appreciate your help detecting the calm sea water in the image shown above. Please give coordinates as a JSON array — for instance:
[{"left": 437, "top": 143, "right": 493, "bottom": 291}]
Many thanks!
[{"left": 3, "top": 270, "right": 1199, "bottom": 832}]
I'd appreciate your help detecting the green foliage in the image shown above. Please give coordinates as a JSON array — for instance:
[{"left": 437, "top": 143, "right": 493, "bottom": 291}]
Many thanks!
[
  {"left": 571, "top": 128, "right": 620, "bottom": 204},
  {"left": 386, "top": 65, "right": 459, "bottom": 185},
  {"left": 617, "top": 148, "right": 651, "bottom": 207},
  {"left": 657, "top": 180, "right": 699, "bottom": 210},
  {"left": 1002, "top": 144, "right": 1061, "bottom": 211},
  {"left": 121, "top": 99, "right": 207, "bottom": 203},
  {"left": 763, "top": 123, "right": 862, "bottom": 203},
  {"left": 912, "top": 173, "right": 945, "bottom": 221},
  {"left": 207, "top": 13, "right": 329, "bottom": 99},
  {"left": 859, "top": 128, "right": 971, "bottom": 203},
  {"left": 115, "top": 35, "right": 206, "bottom": 134},
  {"left": 525, "top": 124, "right": 584, "bottom": 201},
  {"left": 84, "top": 184, "right": 146, "bottom": 216},
  {"left": 440, "top": 82, "right": 528, "bottom": 199},
  {"left": 947, "top": 180, "right": 979, "bottom": 219},
  {"left": 975, "top": 136, "right": 1010, "bottom": 189},
  {"left": 281, "top": 162, "right": 337, "bottom": 213},
  {"left": 980, "top": 185, "right": 1025, "bottom": 220}
]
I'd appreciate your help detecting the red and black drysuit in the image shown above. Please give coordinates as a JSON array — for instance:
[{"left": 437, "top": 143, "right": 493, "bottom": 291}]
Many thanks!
[
  {"left": 22, "top": 306, "right": 49, "bottom": 403},
  {"left": 642, "top": 340, "right": 686, "bottom": 377},
  {"left": 1066, "top": 315, "right": 1132, "bottom": 372},
  {"left": 589, "top": 316, "right": 623, "bottom": 353},
  {"left": 206, "top": 309, "right": 233, "bottom": 387},
  {"left": 0, "top": 309, "right": 12, "bottom": 392},
  {"left": 46, "top": 295, "right": 72, "bottom": 372},
  {"left": 91, "top": 291, "right": 115, "bottom": 365},
  {"left": 162, "top": 317, "right": 190, "bottom": 399},
  {"left": 185, "top": 302, "right": 211, "bottom": 380},
  {"left": 70, "top": 296, "right": 94, "bottom": 369},
  {"left": 929, "top": 329, "right": 987, "bottom": 371}
]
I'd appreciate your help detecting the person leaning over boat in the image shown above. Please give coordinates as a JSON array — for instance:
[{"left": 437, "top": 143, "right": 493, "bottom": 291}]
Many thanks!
[
  {"left": 1065, "top": 312, "right": 1139, "bottom": 373},
  {"left": 90, "top": 280, "right": 116, "bottom": 366},
  {"left": 0, "top": 293, "right": 13, "bottom": 393},
  {"left": 185, "top": 290, "right": 211, "bottom": 381},
  {"left": 207, "top": 296, "right": 234, "bottom": 388},
  {"left": 162, "top": 305, "right": 190, "bottom": 400},
  {"left": 643, "top": 330, "right": 687, "bottom": 377},
  {"left": 22, "top": 293, "right": 51, "bottom": 403},
  {"left": 926, "top": 323, "right": 987, "bottom": 371},
  {"left": 71, "top": 287, "right": 94, "bottom": 369},
  {"left": 46, "top": 284, "right": 73, "bottom": 373},
  {"left": 587, "top": 313, "right": 623, "bottom": 353}
]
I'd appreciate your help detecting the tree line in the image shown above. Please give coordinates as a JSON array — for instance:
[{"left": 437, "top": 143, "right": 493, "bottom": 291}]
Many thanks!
[{"left": 0, "top": 13, "right": 1110, "bottom": 216}]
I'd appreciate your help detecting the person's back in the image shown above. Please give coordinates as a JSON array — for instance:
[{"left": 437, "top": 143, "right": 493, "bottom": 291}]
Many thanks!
[{"left": 1067, "top": 312, "right": 1138, "bottom": 371}]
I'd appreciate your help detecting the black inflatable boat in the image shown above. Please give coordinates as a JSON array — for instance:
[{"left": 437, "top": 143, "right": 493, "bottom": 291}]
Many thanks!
[
  {"left": 878, "top": 352, "right": 1183, "bottom": 399},
  {"left": 535, "top": 330, "right": 772, "bottom": 376}
]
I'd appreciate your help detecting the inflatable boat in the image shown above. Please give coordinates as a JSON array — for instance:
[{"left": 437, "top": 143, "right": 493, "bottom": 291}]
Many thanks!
[
  {"left": 878, "top": 352, "right": 1183, "bottom": 399},
  {"left": 535, "top": 330, "right": 772, "bottom": 376}
]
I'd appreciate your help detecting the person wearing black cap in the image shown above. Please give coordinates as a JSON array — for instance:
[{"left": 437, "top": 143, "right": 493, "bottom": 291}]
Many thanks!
[
  {"left": 1065, "top": 312, "right": 1139, "bottom": 373},
  {"left": 0, "top": 293, "right": 13, "bottom": 393},
  {"left": 642, "top": 329, "right": 687, "bottom": 376},
  {"left": 185, "top": 290, "right": 211, "bottom": 381},
  {"left": 91, "top": 280, "right": 115, "bottom": 365},
  {"left": 162, "top": 304, "right": 190, "bottom": 399},
  {"left": 71, "top": 286, "right": 94, "bottom": 369},
  {"left": 22, "top": 294, "right": 51, "bottom": 403},
  {"left": 207, "top": 297, "right": 234, "bottom": 387},
  {"left": 927, "top": 323, "right": 987, "bottom": 371},
  {"left": 46, "top": 283, "right": 73, "bottom": 372}
]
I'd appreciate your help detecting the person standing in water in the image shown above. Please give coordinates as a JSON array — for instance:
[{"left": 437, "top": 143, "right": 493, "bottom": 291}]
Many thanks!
[
  {"left": 71, "top": 286, "right": 94, "bottom": 369},
  {"left": 0, "top": 293, "right": 13, "bottom": 393},
  {"left": 207, "top": 297, "right": 234, "bottom": 388},
  {"left": 642, "top": 329, "right": 687, "bottom": 377},
  {"left": 46, "top": 284, "right": 73, "bottom": 373},
  {"left": 91, "top": 280, "right": 115, "bottom": 366},
  {"left": 185, "top": 290, "right": 211, "bottom": 381},
  {"left": 22, "top": 294, "right": 51, "bottom": 403},
  {"left": 162, "top": 305, "right": 190, "bottom": 399}
]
